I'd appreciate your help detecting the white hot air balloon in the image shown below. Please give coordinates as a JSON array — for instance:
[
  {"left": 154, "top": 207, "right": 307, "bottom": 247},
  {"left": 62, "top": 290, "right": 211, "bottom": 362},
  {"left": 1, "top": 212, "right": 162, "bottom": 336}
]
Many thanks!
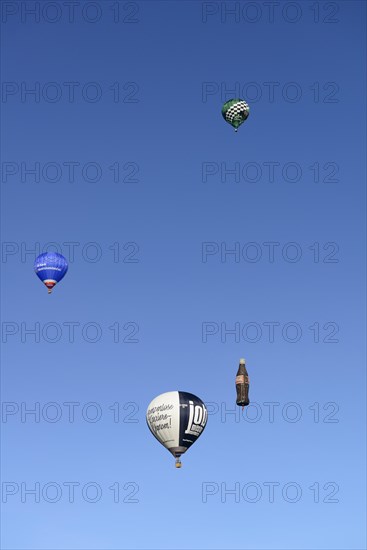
[{"left": 146, "top": 391, "right": 208, "bottom": 468}]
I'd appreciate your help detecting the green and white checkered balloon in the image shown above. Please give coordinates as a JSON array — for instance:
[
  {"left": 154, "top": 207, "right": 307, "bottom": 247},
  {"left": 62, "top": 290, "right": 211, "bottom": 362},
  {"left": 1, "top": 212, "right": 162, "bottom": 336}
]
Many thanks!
[{"left": 222, "top": 98, "right": 250, "bottom": 132}]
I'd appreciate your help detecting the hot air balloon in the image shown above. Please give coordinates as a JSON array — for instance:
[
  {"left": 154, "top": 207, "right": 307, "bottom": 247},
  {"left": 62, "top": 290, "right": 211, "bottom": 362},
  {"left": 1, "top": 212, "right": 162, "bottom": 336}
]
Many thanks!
[
  {"left": 146, "top": 391, "right": 208, "bottom": 468},
  {"left": 34, "top": 252, "right": 68, "bottom": 294},
  {"left": 235, "top": 358, "right": 250, "bottom": 410},
  {"left": 222, "top": 98, "right": 249, "bottom": 132}
]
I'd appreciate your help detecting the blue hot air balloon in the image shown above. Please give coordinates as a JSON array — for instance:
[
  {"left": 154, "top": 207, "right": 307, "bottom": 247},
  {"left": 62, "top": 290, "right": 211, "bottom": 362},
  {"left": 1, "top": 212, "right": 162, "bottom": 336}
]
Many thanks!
[{"left": 34, "top": 252, "right": 68, "bottom": 294}]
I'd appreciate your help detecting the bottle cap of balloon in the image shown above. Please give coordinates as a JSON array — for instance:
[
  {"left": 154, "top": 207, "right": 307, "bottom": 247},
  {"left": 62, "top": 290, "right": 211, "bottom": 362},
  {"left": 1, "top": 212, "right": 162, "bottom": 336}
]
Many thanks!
[{"left": 239, "top": 358, "right": 246, "bottom": 365}]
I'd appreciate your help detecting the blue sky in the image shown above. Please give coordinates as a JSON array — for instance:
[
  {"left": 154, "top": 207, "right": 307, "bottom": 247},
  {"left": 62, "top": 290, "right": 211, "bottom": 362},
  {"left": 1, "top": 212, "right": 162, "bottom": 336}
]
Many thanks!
[{"left": 1, "top": 1, "right": 366, "bottom": 549}]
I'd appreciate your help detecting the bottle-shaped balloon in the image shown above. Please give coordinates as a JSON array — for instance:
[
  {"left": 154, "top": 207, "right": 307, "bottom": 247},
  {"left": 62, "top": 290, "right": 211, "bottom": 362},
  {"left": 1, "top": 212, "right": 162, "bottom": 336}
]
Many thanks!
[
  {"left": 34, "top": 252, "right": 68, "bottom": 294},
  {"left": 146, "top": 391, "right": 208, "bottom": 468},
  {"left": 236, "top": 358, "right": 250, "bottom": 410},
  {"left": 222, "top": 98, "right": 249, "bottom": 132}
]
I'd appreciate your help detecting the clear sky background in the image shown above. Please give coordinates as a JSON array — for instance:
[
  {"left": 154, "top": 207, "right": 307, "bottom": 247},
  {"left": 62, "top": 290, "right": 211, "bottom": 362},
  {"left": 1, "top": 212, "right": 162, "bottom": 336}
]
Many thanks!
[{"left": 1, "top": 1, "right": 366, "bottom": 549}]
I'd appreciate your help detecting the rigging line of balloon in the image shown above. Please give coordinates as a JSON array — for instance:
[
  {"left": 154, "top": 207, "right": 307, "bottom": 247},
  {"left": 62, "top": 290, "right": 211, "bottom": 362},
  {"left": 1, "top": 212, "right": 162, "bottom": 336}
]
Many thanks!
[{"left": 33, "top": 99, "right": 251, "bottom": 468}]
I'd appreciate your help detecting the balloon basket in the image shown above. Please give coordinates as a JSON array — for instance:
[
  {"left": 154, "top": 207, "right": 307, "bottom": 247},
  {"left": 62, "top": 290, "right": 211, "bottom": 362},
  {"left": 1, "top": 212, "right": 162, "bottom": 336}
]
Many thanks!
[{"left": 175, "top": 458, "right": 182, "bottom": 469}]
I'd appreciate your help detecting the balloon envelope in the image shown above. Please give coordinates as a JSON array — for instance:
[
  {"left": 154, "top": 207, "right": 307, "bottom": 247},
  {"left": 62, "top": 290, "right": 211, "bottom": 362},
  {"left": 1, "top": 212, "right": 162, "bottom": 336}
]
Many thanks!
[
  {"left": 34, "top": 252, "right": 68, "bottom": 293},
  {"left": 146, "top": 391, "right": 208, "bottom": 465}
]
